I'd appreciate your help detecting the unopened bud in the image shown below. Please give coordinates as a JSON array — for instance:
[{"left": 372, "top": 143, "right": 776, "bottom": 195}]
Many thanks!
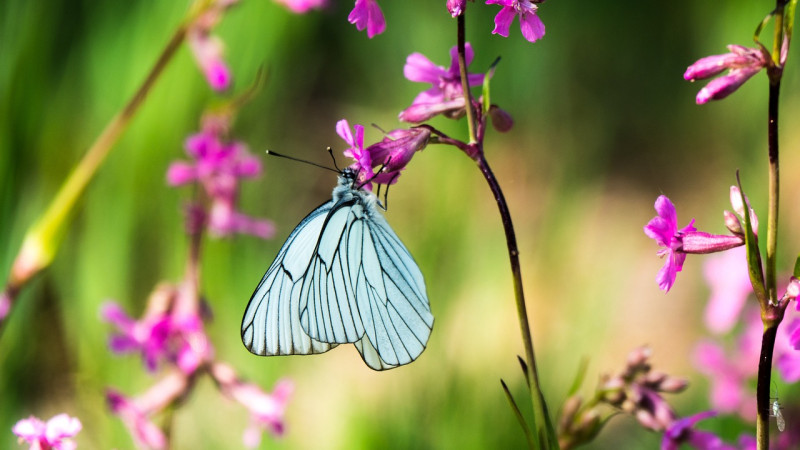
[
  {"left": 724, "top": 210, "right": 743, "bottom": 235},
  {"left": 446, "top": 0, "right": 466, "bottom": 17},
  {"left": 786, "top": 277, "right": 800, "bottom": 301},
  {"left": 635, "top": 409, "right": 661, "bottom": 431},
  {"left": 489, "top": 105, "right": 514, "bottom": 132},
  {"left": 658, "top": 376, "right": 689, "bottom": 393},
  {"left": 559, "top": 395, "right": 582, "bottom": 431},
  {"left": 627, "top": 346, "right": 652, "bottom": 369}
]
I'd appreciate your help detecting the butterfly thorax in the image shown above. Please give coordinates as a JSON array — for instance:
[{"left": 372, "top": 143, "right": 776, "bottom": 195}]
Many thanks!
[{"left": 332, "top": 171, "right": 378, "bottom": 214}]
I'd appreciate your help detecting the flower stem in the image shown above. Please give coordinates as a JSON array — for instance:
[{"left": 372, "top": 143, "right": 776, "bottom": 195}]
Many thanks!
[
  {"left": 756, "top": 324, "right": 779, "bottom": 449},
  {"left": 457, "top": 14, "right": 478, "bottom": 145},
  {"left": 0, "top": 19, "right": 189, "bottom": 336},
  {"left": 755, "top": 5, "right": 786, "bottom": 444},
  {"left": 765, "top": 80, "right": 780, "bottom": 303},
  {"left": 456, "top": 10, "right": 553, "bottom": 447}
]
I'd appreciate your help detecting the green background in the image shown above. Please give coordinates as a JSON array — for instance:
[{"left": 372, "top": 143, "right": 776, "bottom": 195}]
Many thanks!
[{"left": 2, "top": 0, "right": 800, "bottom": 448}]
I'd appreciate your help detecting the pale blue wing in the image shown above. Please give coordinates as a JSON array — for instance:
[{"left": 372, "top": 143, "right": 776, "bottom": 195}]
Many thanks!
[
  {"left": 241, "top": 201, "right": 337, "bottom": 356},
  {"left": 298, "top": 200, "right": 366, "bottom": 344},
  {"left": 299, "top": 198, "right": 433, "bottom": 370}
]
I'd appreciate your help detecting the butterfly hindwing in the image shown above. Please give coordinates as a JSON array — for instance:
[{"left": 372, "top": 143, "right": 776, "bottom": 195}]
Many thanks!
[
  {"left": 241, "top": 201, "right": 337, "bottom": 356},
  {"left": 298, "top": 196, "right": 433, "bottom": 370}
]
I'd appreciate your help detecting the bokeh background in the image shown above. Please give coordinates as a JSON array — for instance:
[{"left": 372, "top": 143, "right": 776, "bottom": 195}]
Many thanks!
[{"left": 3, "top": 0, "right": 800, "bottom": 448}]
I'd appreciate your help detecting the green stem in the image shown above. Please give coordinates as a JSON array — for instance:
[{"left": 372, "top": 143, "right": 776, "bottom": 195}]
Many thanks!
[
  {"left": 0, "top": 19, "right": 189, "bottom": 334},
  {"left": 457, "top": 14, "right": 478, "bottom": 145}
]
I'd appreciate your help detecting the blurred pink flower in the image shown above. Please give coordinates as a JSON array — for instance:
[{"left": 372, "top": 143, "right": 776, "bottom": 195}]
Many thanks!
[
  {"left": 703, "top": 247, "right": 752, "bottom": 334},
  {"left": 101, "top": 302, "right": 213, "bottom": 375},
  {"left": 187, "top": 0, "right": 240, "bottom": 91},
  {"left": 107, "top": 390, "right": 167, "bottom": 449},
  {"left": 13, "top": 414, "right": 82, "bottom": 450},
  {"left": 684, "top": 45, "right": 767, "bottom": 105},
  {"left": 486, "top": 0, "right": 545, "bottom": 43},
  {"left": 661, "top": 411, "right": 733, "bottom": 450},
  {"left": 168, "top": 113, "right": 274, "bottom": 239},
  {"left": 210, "top": 363, "right": 292, "bottom": 448},
  {"left": 274, "top": 0, "right": 328, "bottom": 13},
  {"left": 399, "top": 43, "right": 484, "bottom": 123},
  {"left": 693, "top": 338, "right": 758, "bottom": 421},
  {"left": 348, "top": 0, "right": 385, "bottom": 38}
]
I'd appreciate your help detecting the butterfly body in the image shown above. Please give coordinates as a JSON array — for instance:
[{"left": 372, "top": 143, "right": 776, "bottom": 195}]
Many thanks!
[{"left": 242, "top": 170, "right": 433, "bottom": 370}]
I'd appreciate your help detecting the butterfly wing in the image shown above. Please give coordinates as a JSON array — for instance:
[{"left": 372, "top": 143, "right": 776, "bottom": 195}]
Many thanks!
[
  {"left": 241, "top": 201, "right": 337, "bottom": 356},
  {"left": 299, "top": 197, "right": 433, "bottom": 370}
]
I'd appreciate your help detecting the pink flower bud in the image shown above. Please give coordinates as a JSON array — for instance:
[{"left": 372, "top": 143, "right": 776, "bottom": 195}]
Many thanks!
[{"left": 447, "top": 0, "right": 466, "bottom": 17}]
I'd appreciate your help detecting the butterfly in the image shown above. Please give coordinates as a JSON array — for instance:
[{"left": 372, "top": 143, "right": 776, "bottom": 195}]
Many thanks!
[{"left": 241, "top": 168, "right": 433, "bottom": 370}]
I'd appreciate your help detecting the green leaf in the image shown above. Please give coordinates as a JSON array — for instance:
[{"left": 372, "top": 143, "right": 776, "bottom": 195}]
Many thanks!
[
  {"left": 481, "top": 57, "right": 502, "bottom": 115},
  {"left": 501, "top": 379, "right": 537, "bottom": 449},
  {"left": 792, "top": 254, "right": 800, "bottom": 278},
  {"left": 786, "top": 0, "right": 798, "bottom": 47},
  {"left": 736, "top": 173, "right": 768, "bottom": 305},
  {"left": 755, "top": 8, "right": 776, "bottom": 43},
  {"left": 518, "top": 355, "right": 530, "bottom": 389},
  {"left": 567, "top": 357, "right": 590, "bottom": 397}
]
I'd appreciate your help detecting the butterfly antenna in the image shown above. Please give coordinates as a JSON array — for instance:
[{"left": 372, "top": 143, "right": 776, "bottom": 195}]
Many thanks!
[
  {"left": 265, "top": 150, "right": 338, "bottom": 173},
  {"left": 327, "top": 147, "right": 343, "bottom": 172}
]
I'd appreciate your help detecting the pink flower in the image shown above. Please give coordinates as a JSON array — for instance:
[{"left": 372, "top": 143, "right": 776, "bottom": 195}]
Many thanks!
[
  {"left": 188, "top": 33, "right": 231, "bottom": 91},
  {"left": 186, "top": 1, "right": 240, "bottom": 91},
  {"left": 363, "top": 127, "right": 431, "bottom": 185},
  {"left": 168, "top": 113, "right": 274, "bottom": 239},
  {"left": 13, "top": 414, "right": 82, "bottom": 450},
  {"left": 703, "top": 247, "right": 752, "bottom": 334},
  {"left": 348, "top": 0, "right": 385, "bottom": 38},
  {"left": 644, "top": 196, "right": 696, "bottom": 292},
  {"left": 486, "top": 0, "right": 545, "bottom": 43},
  {"left": 684, "top": 45, "right": 767, "bottom": 104},
  {"left": 101, "top": 301, "right": 213, "bottom": 375},
  {"left": 693, "top": 338, "right": 758, "bottom": 420},
  {"left": 644, "top": 195, "right": 744, "bottom": 292},
  {"left": 274, "top": 0, "right": 328, "bottom": 13},
  {"left": 337, "top": 119, "right": 372, "bottom": 183},
  {"left": 661, "top": 411, "right": 734, "bottom": 450},
  {"left": 107, "top": 390, "right": 167, "bottom": 449},
  {"left": 400, "top": 44, "right": 485, "bottom": 123},
  {"left": 101, "top": 302, "right": 172, "bottom": 372},
  {"left": 210, "top": 363, "right": 292, "bottom": 448}
]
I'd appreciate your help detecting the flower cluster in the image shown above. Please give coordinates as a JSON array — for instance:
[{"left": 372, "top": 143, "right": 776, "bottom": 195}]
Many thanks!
[
  {"left": 598, "top": 347, "right": 687, "bottom": 431},
  {"left": 557, "top": 347, "right": 690, "bottom": 449},
  {"left": 337, "top": 119, "right": 430, "bottom": 189},
  {"left": 168, "top": 111, "right": 274, "bottom": 239},
  {"left": 644, "top": 188, "right": 749, "bottom": 292},
  {"left": 684, "top": 45, "right": 768, "bottom": 104},
  {"left": 101, "top": 283, "right": 212, "bottom": 375},
  {"left": 12, "top": 414, "right": 82, "bottom": 450},
  {"left": 102, "top": 278, "right": 289, "bottom": 448}
]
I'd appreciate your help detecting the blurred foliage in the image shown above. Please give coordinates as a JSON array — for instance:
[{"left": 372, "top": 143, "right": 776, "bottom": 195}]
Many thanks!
[{"left": 2, "top": 0, "right": 800, "bottom": 448}]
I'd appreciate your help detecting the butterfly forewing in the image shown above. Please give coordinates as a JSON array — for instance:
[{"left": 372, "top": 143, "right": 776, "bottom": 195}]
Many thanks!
[{"left": 242, "top": 201, "right": 337, "bottom": 356}]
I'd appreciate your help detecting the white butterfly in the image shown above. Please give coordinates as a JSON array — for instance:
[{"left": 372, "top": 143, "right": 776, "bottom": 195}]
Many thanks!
[{"left": 241, "top": 168, "right": 433, "bottom": 370}]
